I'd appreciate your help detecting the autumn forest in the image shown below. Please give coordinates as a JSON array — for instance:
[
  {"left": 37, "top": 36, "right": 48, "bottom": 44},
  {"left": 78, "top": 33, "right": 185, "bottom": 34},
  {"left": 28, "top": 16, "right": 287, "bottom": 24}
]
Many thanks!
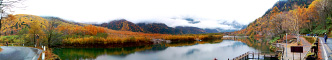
[{"left": 0, "top": 0, "right": 332, "bottom": 60}]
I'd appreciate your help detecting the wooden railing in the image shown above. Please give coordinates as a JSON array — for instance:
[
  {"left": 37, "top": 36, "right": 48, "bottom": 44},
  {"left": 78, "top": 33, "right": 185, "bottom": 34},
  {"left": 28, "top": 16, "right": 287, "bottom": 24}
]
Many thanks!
[{"left": 230, "top": 51, "right": 277, "bottom": 60}]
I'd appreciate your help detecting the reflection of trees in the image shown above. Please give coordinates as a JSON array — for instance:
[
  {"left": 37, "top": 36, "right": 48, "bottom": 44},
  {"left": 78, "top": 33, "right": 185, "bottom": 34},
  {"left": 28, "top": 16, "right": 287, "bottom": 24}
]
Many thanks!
[
  {"left": 138, "top": 44, "right": 168, "bottom": 53},
  {"left": 232, "top": 37, "right": 272, "bottom": 53},
  {"left": 165, "top": 39, "right": 223, "bottom": 47},
  {"left": 52, "top": 39, "right": 224, "bottom": 60},
  {"left": 52, "top": 46, "right": 153, "bottom": 60}
]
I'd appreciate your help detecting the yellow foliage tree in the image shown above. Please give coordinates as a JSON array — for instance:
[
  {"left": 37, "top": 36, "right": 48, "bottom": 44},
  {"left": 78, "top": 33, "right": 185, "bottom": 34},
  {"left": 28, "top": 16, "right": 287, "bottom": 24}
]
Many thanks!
[{"left": 29, "top": 20, "right": 44, "bottom": 45}]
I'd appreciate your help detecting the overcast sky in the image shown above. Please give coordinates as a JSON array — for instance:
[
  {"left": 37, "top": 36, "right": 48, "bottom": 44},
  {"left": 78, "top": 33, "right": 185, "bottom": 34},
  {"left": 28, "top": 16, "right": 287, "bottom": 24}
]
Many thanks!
[{"left": 14, "top": 0, "right": 278, "bottom": 29}]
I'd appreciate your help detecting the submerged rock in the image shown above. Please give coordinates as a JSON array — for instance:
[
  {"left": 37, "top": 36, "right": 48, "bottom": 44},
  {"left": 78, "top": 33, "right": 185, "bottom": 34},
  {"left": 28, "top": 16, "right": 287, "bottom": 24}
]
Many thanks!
[{"left": 151, "top": 39, "right": 171, "bottom": 44}]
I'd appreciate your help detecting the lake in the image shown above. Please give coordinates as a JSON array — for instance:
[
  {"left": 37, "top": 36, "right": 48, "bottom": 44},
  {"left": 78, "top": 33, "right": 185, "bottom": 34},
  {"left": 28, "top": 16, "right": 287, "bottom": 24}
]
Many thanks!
[{"left": 53, "top": 38, "right": 274, "bottom": 60}]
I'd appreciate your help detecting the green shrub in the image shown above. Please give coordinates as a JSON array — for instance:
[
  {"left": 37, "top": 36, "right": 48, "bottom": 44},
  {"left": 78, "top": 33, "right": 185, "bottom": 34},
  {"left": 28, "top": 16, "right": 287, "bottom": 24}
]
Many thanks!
[
  {"left": 96, "top": 33, "right": 108, "bottom": 38},
  {"left": 304, "top": 37, "right": 315, "bottom": 44},
  {"left": 269, "top": 37, "right": 280, "bottom": 43},
  {"left": 0, "top": 35, "right": 23, "bottom": 43}
]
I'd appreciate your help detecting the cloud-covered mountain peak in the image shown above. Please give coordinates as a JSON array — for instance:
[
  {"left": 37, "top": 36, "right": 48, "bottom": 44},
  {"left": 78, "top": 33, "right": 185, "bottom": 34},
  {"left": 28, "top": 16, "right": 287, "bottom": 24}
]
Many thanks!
[
  {"left": 183, "top": 18, "right": 200, "bottom": 24},
  {"left": 203, "top": 20, "right": 247, "bottom": 33},
  {"left": 220, "top": 20, "right": 246, "bottom": 29}
]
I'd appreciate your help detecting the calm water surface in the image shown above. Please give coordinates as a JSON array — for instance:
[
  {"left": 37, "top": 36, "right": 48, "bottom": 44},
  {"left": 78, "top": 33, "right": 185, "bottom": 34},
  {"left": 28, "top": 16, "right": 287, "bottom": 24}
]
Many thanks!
[{"left": 53, "top": 38, "right": 273, "bottom": 60}]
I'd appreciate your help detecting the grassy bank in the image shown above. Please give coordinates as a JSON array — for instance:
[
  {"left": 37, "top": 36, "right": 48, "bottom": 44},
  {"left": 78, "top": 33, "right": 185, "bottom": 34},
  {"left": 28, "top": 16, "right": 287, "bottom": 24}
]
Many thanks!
[
  {"left": 305, "top": 36, "right": 318, "bottom": 59},
  {"left": 33, "top": 47, "right": 61, "bottom": 60},
  {"left": 58, "top": 33, "right": 223, "bottom": 48},
  {"left": 44, "top": 48, "right": 60, "bottom": 60},
  {"left": 0, "top": 14, "right": 224, "bottom": 48},
  {"left": 0, "top": 30, "right": 223, "bottom": 48},
  {"left": 304, "top": 36, "right": 316, "bottom": 44},
  {"left": 0, "top": 35, "right": 23, "bottom": 43}
]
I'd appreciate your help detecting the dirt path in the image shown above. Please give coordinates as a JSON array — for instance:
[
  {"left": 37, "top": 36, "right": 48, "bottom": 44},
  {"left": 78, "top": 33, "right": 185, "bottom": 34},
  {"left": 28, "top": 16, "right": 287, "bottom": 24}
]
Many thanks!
[{"left": 282, "top": 36, "right": 312, "bottom": 60}]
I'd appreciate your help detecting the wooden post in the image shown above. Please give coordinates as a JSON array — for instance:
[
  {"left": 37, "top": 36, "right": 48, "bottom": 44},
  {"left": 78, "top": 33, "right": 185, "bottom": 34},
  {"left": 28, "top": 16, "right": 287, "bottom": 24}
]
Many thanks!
[
  {"left": 258, "top": 53, "right": 259, "bottom": 59},
  {"left": 300, "top": 53, "right": 301, "bottom": 60},
  {"left": 247, "top": 54, "right": 248, "bottom": 59},
  {"left": 244, "top": 52, "right": 246, "bottom": 59},
  {"left": 42, "top": 52, "right": 45, "bottom": 60},
  {"left": 253, "top": 53, "right": 254, "bottom": 59},
  {"left": 293, "top": 53, "right": 294, "bottom": 60},
  {"left": 233, "top": 36, "right": 235, "bottom": 40},
  {"left": 240, "top": 56, "right": 242, "bottom": 60}
]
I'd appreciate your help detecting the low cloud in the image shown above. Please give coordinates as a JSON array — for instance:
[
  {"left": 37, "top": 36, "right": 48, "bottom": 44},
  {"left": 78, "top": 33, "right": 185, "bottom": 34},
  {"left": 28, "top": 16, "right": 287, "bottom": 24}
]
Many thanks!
[
  {"left": 14, "top": 0, "right": 278, "bottom": 29},
  {"left": 128, "top": 17, "right": 235, "bottom": 29}
]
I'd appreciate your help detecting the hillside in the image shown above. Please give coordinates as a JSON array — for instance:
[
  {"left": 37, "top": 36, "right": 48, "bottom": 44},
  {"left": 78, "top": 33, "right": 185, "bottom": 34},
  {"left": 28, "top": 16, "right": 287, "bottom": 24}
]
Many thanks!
[
  {"left": 1, "top": 14, "right": 49, "bottom": 35},
  {"left": 204, "top": 29, "right": 219, "bottom": 33},
  {"left": 175, "top": 26, "right": 206, "bottom": 34},
  {"left": 137, "top": 23, "right": 206, "bottom": 34},
  {"left": 96, "top": 20, "right": 208, "bottom": 34},
  {"left": 0, "top": 14, "right": 223, "bottom": 47},
  {"left": 137, "top": 23, "right": 181, "bottom": 34},
  {"left": 97, "top": 19, "right": 144, "bottom": 32},
  {"left": 42, "top": 16, "right": 88, "bottom": 26},
  {"left": 263, "top": 0, "right": 314, "bottom": 16},
  {"left": 233, "top": 0, "right": 332, "bottom": 38}
]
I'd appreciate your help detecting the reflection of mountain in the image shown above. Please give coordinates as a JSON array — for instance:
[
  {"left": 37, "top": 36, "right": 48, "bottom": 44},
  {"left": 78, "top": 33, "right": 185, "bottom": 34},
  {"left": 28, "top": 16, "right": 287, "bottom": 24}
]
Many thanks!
[
  {"left": 157, "top": 40, "right": 256, "bottom": 60},
  {"left": 53, "top": 39, "right": 267, "bottom": 60},
  {"left": 186, "top": 49, "right": 200, "bottom": 55},
  {"left": 151, "top": 44, "right": 168, "bottom": 51},
  {"left": 139, "top": 44, "right": 168, "bottom": 53},
  {"left": 232, "top": 37, "right": 272, "bottom": 53},
  {"left": 230, "top": 41, "right": 246, "bottom": 47},
  {"left": 53, "top": 39, "right": 226, "bottom": 59}
]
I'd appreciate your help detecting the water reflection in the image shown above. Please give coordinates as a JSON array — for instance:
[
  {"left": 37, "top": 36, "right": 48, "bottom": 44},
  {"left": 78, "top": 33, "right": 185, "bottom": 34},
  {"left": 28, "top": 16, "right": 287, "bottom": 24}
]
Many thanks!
[
  {"left": 53, "top": 38, "right": 272, "bottom": 60},
  {"left": 52, "top": 46, "right": 153, "bottom": 59},
  {"left": 231, "top": 37, "right": 273, "bottom": 53}
]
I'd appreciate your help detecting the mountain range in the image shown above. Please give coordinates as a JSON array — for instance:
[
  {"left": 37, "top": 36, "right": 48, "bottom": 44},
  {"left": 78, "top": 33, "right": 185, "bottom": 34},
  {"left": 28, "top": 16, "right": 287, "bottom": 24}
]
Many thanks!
[
  {"left": 95, "top": 20, "right": 206, "bottom": 34},
  {"left": 94, "top": 19, "right": 246, "bottom": 34}
]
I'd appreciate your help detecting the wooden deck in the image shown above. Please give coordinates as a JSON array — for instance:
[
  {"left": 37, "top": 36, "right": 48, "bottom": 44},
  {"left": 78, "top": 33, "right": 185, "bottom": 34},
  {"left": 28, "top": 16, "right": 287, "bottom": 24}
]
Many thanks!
[{"left": 231, "top": 51, "right": 278, "bottom": 60}]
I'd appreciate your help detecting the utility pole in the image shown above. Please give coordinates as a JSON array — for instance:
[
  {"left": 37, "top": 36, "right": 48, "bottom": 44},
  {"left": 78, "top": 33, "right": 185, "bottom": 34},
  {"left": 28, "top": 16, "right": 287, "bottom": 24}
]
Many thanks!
[{"left": 286, "top": 33, "right": 287, "bottom": 57}]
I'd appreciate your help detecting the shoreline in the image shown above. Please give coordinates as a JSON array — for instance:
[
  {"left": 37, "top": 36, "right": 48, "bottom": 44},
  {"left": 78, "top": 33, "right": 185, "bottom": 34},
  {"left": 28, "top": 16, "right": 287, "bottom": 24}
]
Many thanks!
[{"left": 51, "top": 35, "right": 223, "bottom": 48}]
